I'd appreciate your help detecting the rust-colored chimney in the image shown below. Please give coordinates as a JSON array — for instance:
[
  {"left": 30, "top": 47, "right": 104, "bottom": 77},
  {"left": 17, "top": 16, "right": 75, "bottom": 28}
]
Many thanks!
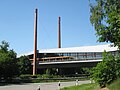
[
  {"left": 33, "top": 8, "right": 38, "bottom": 75},
  {"left": 58, "top": 16, "right": 61, "bottom": 48}
]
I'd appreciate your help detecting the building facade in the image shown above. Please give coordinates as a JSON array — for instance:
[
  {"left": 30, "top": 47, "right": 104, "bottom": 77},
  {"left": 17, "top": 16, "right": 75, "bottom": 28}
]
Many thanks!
[{"left": 19, "top": 44, "right": 118, "bottom": 75}]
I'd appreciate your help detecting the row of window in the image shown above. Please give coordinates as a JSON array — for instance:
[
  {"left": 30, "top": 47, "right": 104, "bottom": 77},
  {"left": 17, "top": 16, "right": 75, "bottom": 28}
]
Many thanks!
[
  {"left": 56, "top": 52, "right": 102, "bottom": 60},
  {"left": 29, "top": 51, "right": 117, "bottom": 61}
]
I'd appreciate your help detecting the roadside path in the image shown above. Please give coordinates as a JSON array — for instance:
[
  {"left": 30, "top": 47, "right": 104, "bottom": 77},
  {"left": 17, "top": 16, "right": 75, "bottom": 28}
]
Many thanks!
[{"left": 0, "top": 80, "right": 90, "bottom": 90}]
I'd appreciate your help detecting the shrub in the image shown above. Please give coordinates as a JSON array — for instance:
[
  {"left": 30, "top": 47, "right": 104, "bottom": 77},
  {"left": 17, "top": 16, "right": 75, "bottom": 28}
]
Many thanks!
[
  {"left": 90, "top": 51, "right": 120, "bottom": 88},
  {"left": 19, "top": 74, "right": 32, "bottom": 79}
]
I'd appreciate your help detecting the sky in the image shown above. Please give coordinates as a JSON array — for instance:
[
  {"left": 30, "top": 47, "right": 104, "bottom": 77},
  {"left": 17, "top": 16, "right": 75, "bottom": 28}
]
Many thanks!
[{"left": 0, "top": 0, "right": 107, "bottom": 55}]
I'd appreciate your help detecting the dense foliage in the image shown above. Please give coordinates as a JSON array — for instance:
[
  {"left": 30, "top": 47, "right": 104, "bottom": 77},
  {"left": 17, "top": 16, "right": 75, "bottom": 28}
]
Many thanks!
[
  {"left": 0, "top": 41, "right": 19, "bottom": 82},
  {"left": 90, "top": 52, "right": 120, "bottom": 87},
  {"left": 90, "top": 0, "right": 120, "bottom": 87},
  {"left": 0, "top": 41, "right": 33, "bottom": 82},
  {"left": 18, "top": 56, "right": 32, "bottom": 74},
  {"left": 90, "top": 0, "right": 120, "bottom": 49}
]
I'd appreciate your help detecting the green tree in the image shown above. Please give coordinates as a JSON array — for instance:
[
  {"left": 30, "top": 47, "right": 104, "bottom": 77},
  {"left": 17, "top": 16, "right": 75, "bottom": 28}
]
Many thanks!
[
  {"left": 90, "top": 52, "right": 120, "bottom": 87},
  {"left": 115, "top": 55, "right": 120, "bottom": 78},
  {"left": 0, "top": 41, "right": 18, "bottom": 82},
  {"left": 18, "top": 56, "right": 32, "bottom": 74},
  {"left": 89, "top": 0, "right": 120, "bottom": 87},
  {"left": 90, "top": 0, "right": 120, "bottom": 50}
]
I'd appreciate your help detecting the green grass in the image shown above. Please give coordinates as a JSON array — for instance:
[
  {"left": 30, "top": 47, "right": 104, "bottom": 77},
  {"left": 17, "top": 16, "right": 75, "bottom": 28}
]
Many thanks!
[
  {"left": 61, "top": 78, "right": 120, "bottom": 90},
  {"left": 60, "top": 83, "right": 100, "bottom": 90},
  {"left": 108, "top": 78, "right": 120, "bottom": 90}
]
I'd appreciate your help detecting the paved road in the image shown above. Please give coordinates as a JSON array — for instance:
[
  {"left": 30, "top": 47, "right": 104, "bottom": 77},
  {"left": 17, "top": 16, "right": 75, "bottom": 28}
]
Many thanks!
[{"left": 0, "top": 80, "right": 90, "bottom": 90}]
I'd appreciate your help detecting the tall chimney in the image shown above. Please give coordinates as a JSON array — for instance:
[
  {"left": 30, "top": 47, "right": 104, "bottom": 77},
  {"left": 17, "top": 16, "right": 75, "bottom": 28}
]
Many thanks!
[
  {"left": 58, "top": 16, "right": 61, "bottom": 48},
  {"left": 33, "top": 8, "right": 38, "bottom": 75}
]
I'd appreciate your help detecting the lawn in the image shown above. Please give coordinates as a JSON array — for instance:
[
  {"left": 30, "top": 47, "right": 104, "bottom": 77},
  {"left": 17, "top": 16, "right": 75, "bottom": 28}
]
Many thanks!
[
  {"left": 61, "top": 78, "right": 120, "bottom": 90},
  {"left": 60, "top": 83, "right": 100, "bottom": 90},
  {"left": 108, "top": 78, "right": 120, "bottom": 90}
]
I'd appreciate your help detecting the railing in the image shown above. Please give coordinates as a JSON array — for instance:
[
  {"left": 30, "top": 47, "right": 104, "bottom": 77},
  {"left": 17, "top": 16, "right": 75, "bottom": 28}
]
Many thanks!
[{"left": 38, "top": 57, "right": 102, "bottom": 63}]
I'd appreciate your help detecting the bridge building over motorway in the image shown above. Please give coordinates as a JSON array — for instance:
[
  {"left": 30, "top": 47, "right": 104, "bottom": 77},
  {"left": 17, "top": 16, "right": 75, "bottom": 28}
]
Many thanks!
[
  {"left": 19, "top": 44, "right": 118, "bottom": 75},
  {"left": 22, "top": 9, "right": 118, "bottom": 75}
]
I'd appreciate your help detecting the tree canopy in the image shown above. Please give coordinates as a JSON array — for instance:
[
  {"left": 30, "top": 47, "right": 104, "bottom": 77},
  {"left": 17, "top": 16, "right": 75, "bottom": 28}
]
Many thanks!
[
  {"left": 90, "top": 0, "right": 120, "bottom": 50},
  {"left": 18, "top": 55, "right": 32, "bottom": 74},
  {"left": 89, "top": 0, "right": 120, "bottom": 87},
  {"left": 0, "top": 41, "right": 19, "bottom": 81}
]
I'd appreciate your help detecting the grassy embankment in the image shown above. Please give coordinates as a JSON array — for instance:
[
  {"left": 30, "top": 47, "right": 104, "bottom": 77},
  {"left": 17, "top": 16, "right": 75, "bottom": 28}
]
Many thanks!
[
  {"left": 108, "top": 78, "right": 120, "bottom": 90},
  {"left": 61, "top": 78, "right": 120, "bottom": 90},
  {"left": 60, "top": 83, "right": 100, "bottom": 90}
]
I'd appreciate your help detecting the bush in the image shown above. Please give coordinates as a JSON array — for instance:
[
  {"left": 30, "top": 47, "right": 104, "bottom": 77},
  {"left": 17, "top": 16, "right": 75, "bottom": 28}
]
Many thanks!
[
  {"left": 90, "top": 51, "right": 120, "bottom": 88},
  {"left": 19, "top": 74, "right": 32, "bottom": 79}
]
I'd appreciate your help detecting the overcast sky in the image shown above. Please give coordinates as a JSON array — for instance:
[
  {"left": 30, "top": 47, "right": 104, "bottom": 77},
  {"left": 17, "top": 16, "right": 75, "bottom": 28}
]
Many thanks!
[{"left": 0, "top": 0, "right": 107, "bottom": 55}]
